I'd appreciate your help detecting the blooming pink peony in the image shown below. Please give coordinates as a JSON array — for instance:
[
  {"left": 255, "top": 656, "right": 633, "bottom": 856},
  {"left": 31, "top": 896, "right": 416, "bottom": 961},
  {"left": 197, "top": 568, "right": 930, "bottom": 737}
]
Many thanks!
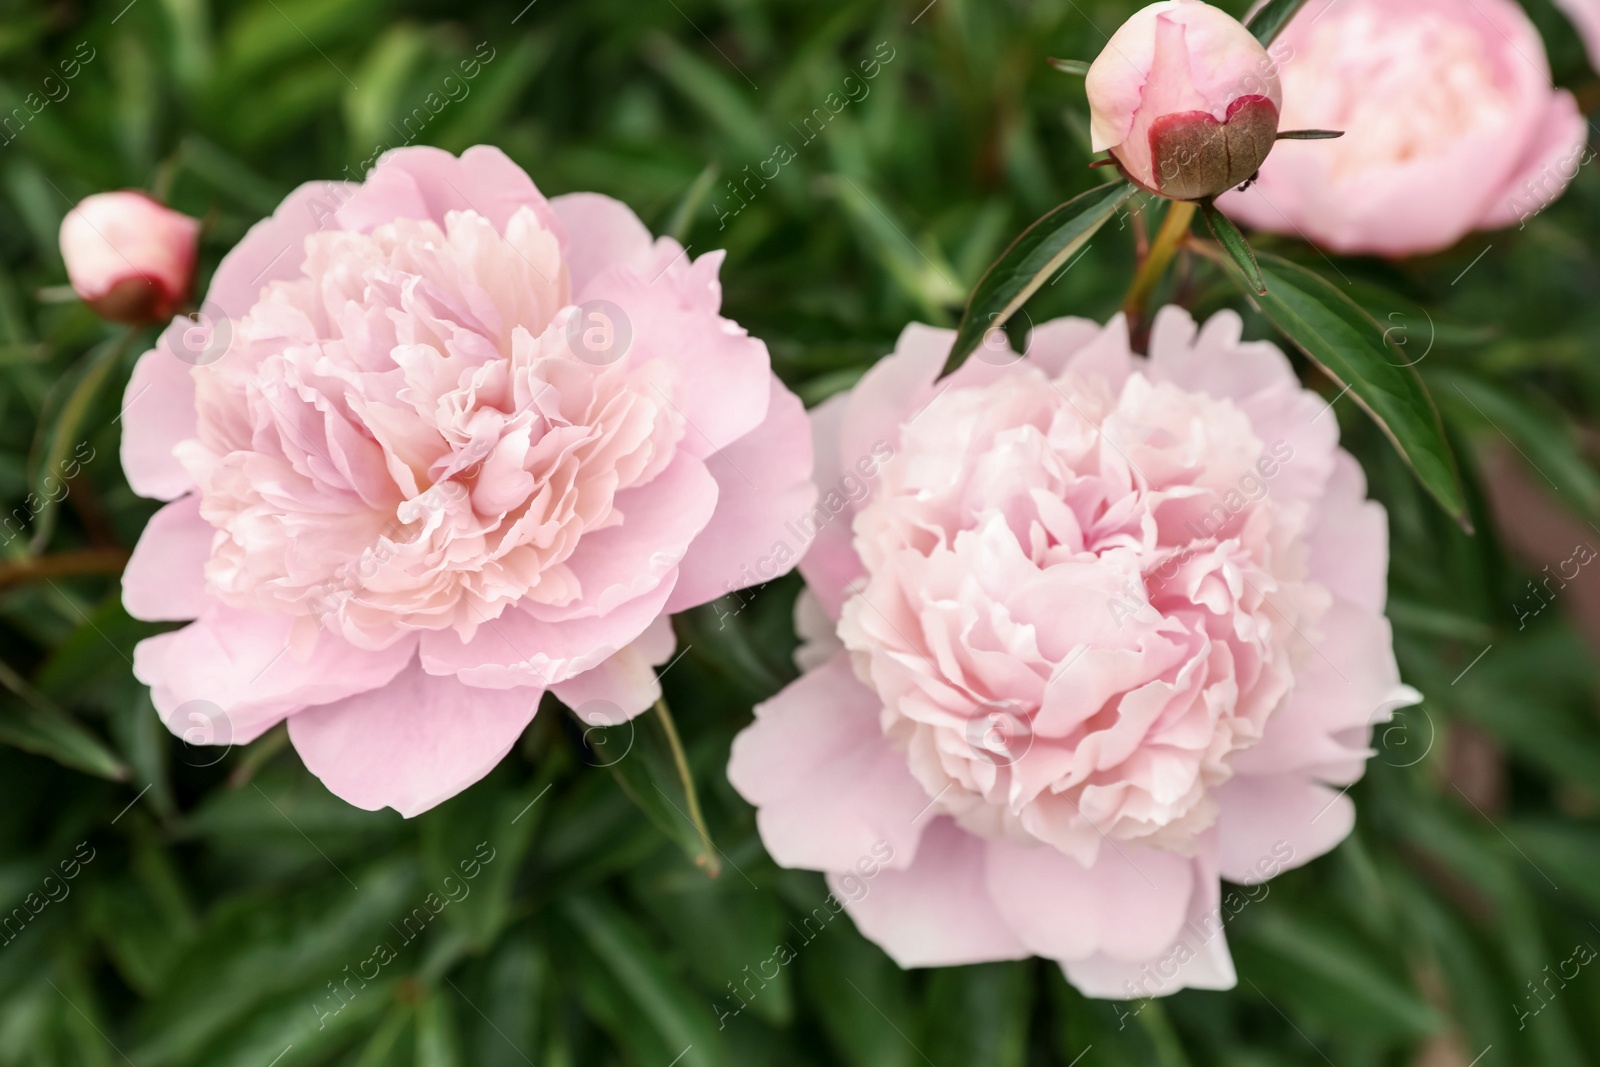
[
  {"left": 728, "top": 308, "right": 1419, "bottom": 997},
  {"left": 1218, "top": 0, "right": 1588, "bottom": 256},
  {"left": 61, "top": 191, "right": 199, "bottom": 324},
  {"left": 121, "top": 146, "right": 814, "bottom": 816},
  {"left": 1086, "top": 0, "right": 1283, "bottom": 200}
]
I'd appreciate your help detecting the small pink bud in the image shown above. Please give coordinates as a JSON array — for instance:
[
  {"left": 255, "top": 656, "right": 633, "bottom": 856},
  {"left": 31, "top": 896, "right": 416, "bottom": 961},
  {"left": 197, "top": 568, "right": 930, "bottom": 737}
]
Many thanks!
[
  {"left": 59, "top": 191, "right": 199, "bottom": 324},
  {"left": 1085, "top": 0, "right": 1282, "bottom": 200}
]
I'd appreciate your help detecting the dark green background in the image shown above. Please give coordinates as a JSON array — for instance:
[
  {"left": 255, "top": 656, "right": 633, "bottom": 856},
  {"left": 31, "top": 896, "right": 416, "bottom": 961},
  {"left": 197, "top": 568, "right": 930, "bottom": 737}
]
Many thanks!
[{"left": 0, "top": 0, "right": 1598, "bottom": 1062}]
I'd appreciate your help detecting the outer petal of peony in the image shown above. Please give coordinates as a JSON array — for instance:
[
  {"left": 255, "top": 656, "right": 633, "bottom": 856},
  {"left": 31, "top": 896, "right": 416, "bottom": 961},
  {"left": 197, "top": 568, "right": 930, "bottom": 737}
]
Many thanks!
[
  {"left": 121, "top": 146, "right": 810, "bottom": 815},
  {"left": 830, "top": 818, "right": 1029, "bottom": 968},
  {"left": 288, "top": 660, "right": 541, "bottom": 818},
  {"left": 732, "top": 308, "right": 1417, "bottom": 998},
  {"left": 728, "top": 652, "right": 931, "bottom": 872}
]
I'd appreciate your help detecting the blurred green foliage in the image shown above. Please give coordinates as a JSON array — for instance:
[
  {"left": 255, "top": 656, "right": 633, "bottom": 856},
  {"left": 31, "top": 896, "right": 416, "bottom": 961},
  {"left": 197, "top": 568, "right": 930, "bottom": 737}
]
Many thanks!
[{"left": 0, "top": 0, "right": 1596, "bottom": 1063}]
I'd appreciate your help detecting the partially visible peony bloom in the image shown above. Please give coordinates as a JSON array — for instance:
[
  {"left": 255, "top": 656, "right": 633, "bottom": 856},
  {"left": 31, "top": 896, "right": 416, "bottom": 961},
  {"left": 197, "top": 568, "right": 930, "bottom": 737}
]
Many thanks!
[
  {"left": 729, "top": 308, "right": 1418, "bottom": 998},
  {"left": 1086, "top": 0, "right": 1283, "bottom": 200},
  {"left": 1219, "top": 0, "right": 1589, "bottom": 256},
  {"left": 60, "top": 192, "right": 199, "bottom": 323},
  {"left": 1554, "top": 0, "right": 1600, "bottom": 77},
  {"left": 121, "top": 146, "right": 814, "bottom": 816}
]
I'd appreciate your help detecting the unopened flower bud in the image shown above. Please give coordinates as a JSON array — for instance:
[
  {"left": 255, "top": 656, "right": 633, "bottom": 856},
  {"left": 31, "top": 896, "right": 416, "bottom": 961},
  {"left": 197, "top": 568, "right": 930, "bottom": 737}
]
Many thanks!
[
  {"left": 59, "top": 191, "right": 199, "bottom": 324},
  {"left": 1086, "top": 0, "right": 1282, "bottom": 200}
]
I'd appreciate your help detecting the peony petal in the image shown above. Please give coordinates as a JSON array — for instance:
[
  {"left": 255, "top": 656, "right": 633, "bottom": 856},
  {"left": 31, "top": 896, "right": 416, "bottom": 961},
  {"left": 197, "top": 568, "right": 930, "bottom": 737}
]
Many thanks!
[
  {"left": 581, "top": 250, "right": 772, "bottom": 460},
  {"left": 1306, "top": 452, "right": 1388, "bottom": 614},
  {"left": 728, "top": 652, "right": 930, "bottom": 873},
  {"left": 1213, "top": 772, "right": 1355, "bottom": 884},
  {"left": 133, "top": 607, "right": 417, "bottom": 745},
  {"left": 122, "top": 494, "right": 213, "bottom": 621},
  {"left": 288, "top": 658, "right": 540, "bottom": 817},
  {"left": 550, "top": 192, "right": 656, "bottom": 297},
  {"left": 1228, "top": 597, "right": 1418, "bottom": 780},
  {"left": 796, "top": 390, "right": 865, "bottom": 620},
  {"left": 553, "top": 452, "right": 719, "bottom": 618},
  {"left": 834, "top": 817, "right": 1030, "bottom": 968},
  {"left": 335, "top": 145, "right": 559, "bottom": 237},
  {"left": 120, "top": 342, "right": 199, "bottom": 501},
  {"left": 985, "top": 837, "right": 1194, "bottom": 962},
  {"left": 419, "top": 571, "right": 678, "bottom": 689},
  {"left": 1478, "top": 90, "right": 1589, "bottom": 231},
  {"left": 1060, "top": 831, "right": 1237, "bottom": 998},
  {"left": 667, "top": 375, "right": 816, "bottom": 612},
  {"left": 549, "top": 615, "right": 676, "bottom": 720}
]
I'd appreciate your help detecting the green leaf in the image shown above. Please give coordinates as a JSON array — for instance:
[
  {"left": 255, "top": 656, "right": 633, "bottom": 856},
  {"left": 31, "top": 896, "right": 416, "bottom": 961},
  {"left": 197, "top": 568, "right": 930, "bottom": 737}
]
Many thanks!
[
  {"left": 1047, "top": 58, "right": 1090, "bottom": 75},
  {"left": 1232, "top": 910, "right": 1445, "bottom": 1039},
  {"left": 1245, "top": 0, "right": 1312, "bottom": 46},
  {"left": 1200, "top": 200, "right": 1264, "bottom": 295},
  {"left": 0, "top": 660, "right": 126, "bottom": 780},
  {"left": 1433, "top": 370, "right": 1600, "bottom": 530},
  {"left": 632, "top": 858, "right": 792, "bottom": 1025},
  {"left": 921, "top": 963, "right": 1032, "bottom": 1067},
  {"left": 593, "top": 698, "right": 720, "bottom": 876},
  {"left": 419, "top": 768, "right": 550, "bottom": 949},
  {"left": 801, "top": 922, "right": 916, "bottom": 1067},
  {"left": 1210, "top": 248, "right": 1467, "bottom": 524},
  {"left": 943, "top": 181, "right": 1135, "bottom": 377},
  {"left": 559, "top": 894, "right": 727, "bottom": 1067}
]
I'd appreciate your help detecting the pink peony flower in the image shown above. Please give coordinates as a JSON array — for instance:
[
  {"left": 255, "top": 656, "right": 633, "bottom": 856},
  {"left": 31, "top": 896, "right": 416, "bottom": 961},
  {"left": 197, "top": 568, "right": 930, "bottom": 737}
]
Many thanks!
[
  {"left": 121, "top": 146, "right": 814, "bottom": 816},
  {"left": 60, "top": 191, "right": 199, "bottom": 324},
  {"left": 1554, "top": 0, "right": 1600, "bottom": 74},
  {"left": 1218, "top": 0, "right": 1588, "bottom": 256},
  {"left": 728, "top": 308, "right": 1419, "bottom": 998},
  {"left": 1086, "top": 0, "right": 1283, "bottom": 200}
]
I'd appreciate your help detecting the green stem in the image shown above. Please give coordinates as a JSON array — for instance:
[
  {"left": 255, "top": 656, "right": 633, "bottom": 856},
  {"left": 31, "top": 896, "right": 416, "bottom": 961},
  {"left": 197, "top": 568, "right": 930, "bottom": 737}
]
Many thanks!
[
  {"left": 653, "top": 697, "right": 720, "bottom": 876},
  {"left": 1122, "top": 200, "right": 1197, "bottom": 326}
]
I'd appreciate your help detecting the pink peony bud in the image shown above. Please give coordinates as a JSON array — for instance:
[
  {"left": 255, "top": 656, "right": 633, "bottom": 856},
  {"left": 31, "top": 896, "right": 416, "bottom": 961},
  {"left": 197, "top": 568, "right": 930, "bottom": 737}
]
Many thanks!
[
  {"left": 59, "top": 191, "right": 199, "bottom": 324},
  {"left": 1086, "top": 0, "right": 1283, "bottom": 200}
]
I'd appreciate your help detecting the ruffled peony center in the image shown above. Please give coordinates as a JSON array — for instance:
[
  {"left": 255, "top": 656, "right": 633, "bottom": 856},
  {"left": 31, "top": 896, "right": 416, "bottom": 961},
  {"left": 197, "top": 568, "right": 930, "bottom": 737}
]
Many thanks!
[
  {"left": 838, "top": 365, "right": 1328, "bottom": 863},
  {"left": 177, "top": 207, "right": 686, "bottom": 648}
]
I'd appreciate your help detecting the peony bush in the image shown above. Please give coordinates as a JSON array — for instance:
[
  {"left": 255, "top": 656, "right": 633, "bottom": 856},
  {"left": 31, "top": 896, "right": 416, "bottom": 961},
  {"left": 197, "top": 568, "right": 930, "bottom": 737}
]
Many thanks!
[{"left": 3, "top": 0, "right": 1597, "bottom": 1060}]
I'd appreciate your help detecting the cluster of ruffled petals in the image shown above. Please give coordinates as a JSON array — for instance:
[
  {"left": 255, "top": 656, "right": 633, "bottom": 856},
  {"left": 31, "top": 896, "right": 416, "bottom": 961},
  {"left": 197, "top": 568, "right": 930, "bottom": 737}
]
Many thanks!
[
  {"left": 121, "top": 147, "right": 814, "bottom": 816},
  {"left": 729, "top": 308, "right": 1418, "bottom": 997}
]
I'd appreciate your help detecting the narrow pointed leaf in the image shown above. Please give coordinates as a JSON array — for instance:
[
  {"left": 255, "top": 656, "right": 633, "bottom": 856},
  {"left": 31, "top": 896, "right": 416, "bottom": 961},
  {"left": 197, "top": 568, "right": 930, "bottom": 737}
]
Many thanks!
[
  {"left": 1245, "top": 0, "right": 1313, "bottom": 45},
  {"left": 944, "top": 180, "right": 1135, "bottom": 377},
  {"left": 588, "top": 698, "right": 721, "bottom": 876},
  {"left": 1207, "top": 247, "right": 1467, "bottom": 524},
  {"left": 1200, "top": 201, "right": 1265, "bottom": 295},
  {"left": 1048, "top": 57, "right": 1090, "bottom": 75}
]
